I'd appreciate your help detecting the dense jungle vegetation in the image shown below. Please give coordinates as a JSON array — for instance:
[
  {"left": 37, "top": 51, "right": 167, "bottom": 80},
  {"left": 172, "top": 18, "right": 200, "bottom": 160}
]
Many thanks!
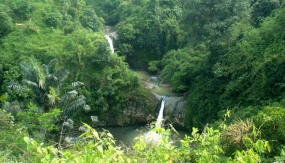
[{"left": 1, "top": 0, "right": 285, "bottom": 162}]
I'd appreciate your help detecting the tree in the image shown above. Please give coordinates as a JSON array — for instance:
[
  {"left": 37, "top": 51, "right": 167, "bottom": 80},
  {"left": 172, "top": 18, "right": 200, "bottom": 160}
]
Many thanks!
[
  {"left": 79, "top": 8, "right": 104, "bottom": 32},
  {"left": 0, "top": 4, "right": 14, "bottom": 38},
  {"left": 7, "top": 57, "right": 90, "bottom": 115}
]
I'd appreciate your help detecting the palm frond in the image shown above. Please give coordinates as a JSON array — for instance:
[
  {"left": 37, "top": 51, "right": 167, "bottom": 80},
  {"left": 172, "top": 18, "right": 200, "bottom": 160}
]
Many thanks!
[
  {"left": 22, "top": 79, "right": 38, "bottom": 89},
  {"left": 72, "top": 81, "right": 84, "bottom": 88},
  {"left": 90, "top": 116, "right": 98, "bottom": 122},
  {"left": 42, "top": 64, "right": 50, "bottom": 76},
  {"left": 19, "top": 61, "right": 37, "bottom": 82},
  {"left": 7, "top": 80, "right": 23, "bottom": 91},
  {"left": 45, "top": 74, "right": 59, "bottom": 88},
  {"left": 47, "top": 59, "right": 58, "bottom": 72},
  {"left": 42, "top": 59, "right": 58, "bottom": 75},
  {"left": 29, "top": 57, "right": 46, "bottom": 89},
  {"left": 63, "top": 118, "right": 74, "bottom": 129},
  {"left": 64, "top": 95, "right": 86, "bottom": 114},
  {"left": 53, "top": 68, "right": 69, "bottom": 83},
  {"left": 59, "top": 90, "right": 78, "bottom": 106},
  {"left": 83, "top": 104, "right": 91, "bottom": 112},
  {"left": 67, "top": 90, "right": 78, "bottom": 99}
]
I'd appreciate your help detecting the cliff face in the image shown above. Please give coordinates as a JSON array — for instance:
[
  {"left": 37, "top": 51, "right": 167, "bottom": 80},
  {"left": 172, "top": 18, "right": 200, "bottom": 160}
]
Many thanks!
[
  {"left": 96, "top": 92, "right": 159, "bottom": 126},
  {"left": 95, "top": 93, "right": 185, "bottom": 128},
  {"left": 95, "top": 72, "right": 186, "bottom": 128},
  {"left": 163, "top": 97, "right": 185, "bottom": 128}
]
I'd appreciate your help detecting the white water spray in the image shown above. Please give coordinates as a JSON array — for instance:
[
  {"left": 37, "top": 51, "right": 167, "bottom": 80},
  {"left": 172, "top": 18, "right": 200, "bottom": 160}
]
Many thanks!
[
  {"left": 144, "top": 97, "right": 167, "bottom": 143},
  {"left": 105, "top": 35, "right": 114, "bottom": 54},
  {"left": 155, "top": 99, "right": 165, "bottom": 128}
]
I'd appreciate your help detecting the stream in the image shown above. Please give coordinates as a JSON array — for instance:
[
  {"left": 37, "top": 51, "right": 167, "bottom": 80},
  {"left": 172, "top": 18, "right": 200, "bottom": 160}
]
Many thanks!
[{"left": 134, "top": 70, "right": 180, "bottom": 96}]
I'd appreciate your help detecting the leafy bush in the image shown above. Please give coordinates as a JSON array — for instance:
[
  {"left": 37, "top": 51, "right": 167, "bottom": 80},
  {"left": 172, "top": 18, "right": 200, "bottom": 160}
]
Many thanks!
[{"left": 44, "top": 11, "right": 63, "bottom": 27}]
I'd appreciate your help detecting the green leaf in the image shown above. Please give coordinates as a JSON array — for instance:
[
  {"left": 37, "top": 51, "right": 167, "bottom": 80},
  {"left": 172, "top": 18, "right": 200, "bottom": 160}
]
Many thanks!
[{"left": 97, "top": 145, "right": 103, "bottom": 154}]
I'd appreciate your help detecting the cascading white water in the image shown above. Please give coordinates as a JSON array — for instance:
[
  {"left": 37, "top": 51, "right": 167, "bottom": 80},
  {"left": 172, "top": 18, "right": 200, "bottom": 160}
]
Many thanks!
[
  {"left": 105, "top": 35, "right": 114, "bottom": 54},
  {"left": 144, "top": 97, "right": 166, "bottom": 143},
  {"left": 155, "top": 99, "right": 165, "bottom": 128}
]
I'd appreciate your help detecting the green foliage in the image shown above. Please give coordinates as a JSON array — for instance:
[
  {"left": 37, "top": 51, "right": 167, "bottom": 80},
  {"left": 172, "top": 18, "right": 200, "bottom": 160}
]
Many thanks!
[
  {"left": 250, "top": 0, "right": 280, "bottom": 27},
  {"left": 86, "top": 0, "right": 123, "bottom": 25},
  {"left": 160, "top": 46, "right": 209, "bottom": 92},
  {"left": 253, "top": 106, "right": 285, "bottom": 156},
  {"left": 9, "top": 0, "right": 32, "bottom": 20},
  {"left": 148, "top": 60, "right": 160, "bottom": 72},
  {"left": 0, "top": 4, "right": 14, "bottom": 38},
  {"left": 1, "top": 0, "right": 285, "bottom": 161},
  {"left": 44, "top": 11, "right": 63, "bottom": 28},
  {"left": 12, "top": 117, "right": 275, "bottom": 162},
  {"left": 20, "top": 123, "right": 125, "bottom": 162},
  {"left": 115, "top": 0, "right": 183, "bottom": 67},
  {"left": 79, "top": 8, "right": 104, "bottom": 32},
  {"left": 0, "top": 109, "right": 27, "bottom": 159}
]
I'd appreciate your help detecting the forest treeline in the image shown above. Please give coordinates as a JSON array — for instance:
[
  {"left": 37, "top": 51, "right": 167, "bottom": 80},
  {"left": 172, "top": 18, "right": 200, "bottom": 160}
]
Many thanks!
[{"left": 1, "top": 0, "right": 285, "bottom": 162}]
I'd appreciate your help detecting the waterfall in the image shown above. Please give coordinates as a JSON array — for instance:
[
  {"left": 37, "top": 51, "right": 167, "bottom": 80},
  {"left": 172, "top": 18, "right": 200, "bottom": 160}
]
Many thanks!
[
  {"left": 144, "top": 97, "right": 167, "bottom": 143},
  {"left": 105, "top": 35, "right": 114, "bottom": 54},
  {"left": 155, "top": 98, "right": 166, "bottom": 128}
]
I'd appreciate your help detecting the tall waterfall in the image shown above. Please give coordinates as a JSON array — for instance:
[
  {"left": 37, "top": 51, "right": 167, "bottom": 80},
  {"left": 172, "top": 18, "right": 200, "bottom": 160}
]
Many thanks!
[{"left": 105, "top": 35, "right": 114, "bottom": 54}]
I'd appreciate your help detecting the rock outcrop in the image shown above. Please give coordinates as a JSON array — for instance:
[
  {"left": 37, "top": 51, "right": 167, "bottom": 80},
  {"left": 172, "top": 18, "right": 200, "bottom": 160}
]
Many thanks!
[
  {"left": 96, "top": 72, "right": 186, "bottom": 128},
  {"left": 164, "top": 96, "right": 185, "bottom": 128},
  {"left": 96, "top": 92, "right": 159, "bottom": 127}
]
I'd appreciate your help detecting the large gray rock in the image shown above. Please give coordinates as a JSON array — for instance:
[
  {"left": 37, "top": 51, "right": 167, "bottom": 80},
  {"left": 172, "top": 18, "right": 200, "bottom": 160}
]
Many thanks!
[
  {"left": 97, "top": 92, "right": 159, "bottom": 126},
  {"left": 164, "top": 97, "right": 185, "bottom": 128}
]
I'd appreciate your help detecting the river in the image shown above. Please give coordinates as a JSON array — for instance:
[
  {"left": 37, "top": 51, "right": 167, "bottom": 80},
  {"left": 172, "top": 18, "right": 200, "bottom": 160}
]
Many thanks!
[{"left": 102, "top": 124, "right": 190, "bottom": 147}]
